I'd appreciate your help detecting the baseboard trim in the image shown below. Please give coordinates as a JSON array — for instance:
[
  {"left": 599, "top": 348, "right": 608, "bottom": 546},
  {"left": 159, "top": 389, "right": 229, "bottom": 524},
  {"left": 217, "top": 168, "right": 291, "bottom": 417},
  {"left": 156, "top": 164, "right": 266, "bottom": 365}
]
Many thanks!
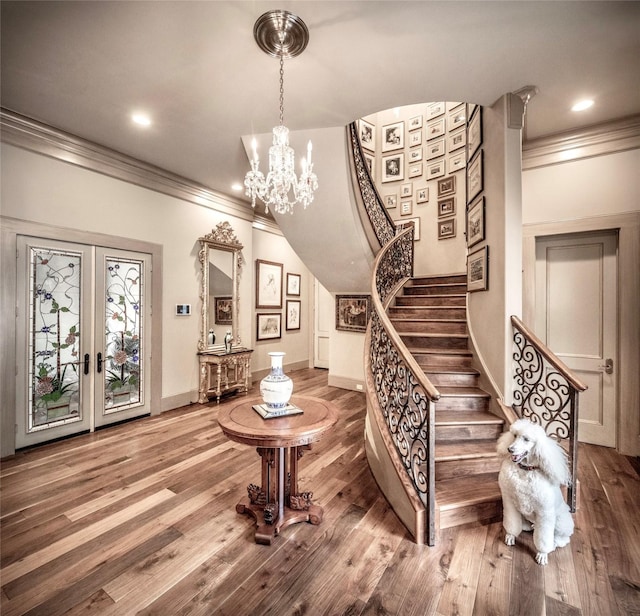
[
  {"left": 328, "top": 374, "right": 365, "bottom": 392},
  {"left": 161, "top": 391, "right": 197, "bottom": 412}
]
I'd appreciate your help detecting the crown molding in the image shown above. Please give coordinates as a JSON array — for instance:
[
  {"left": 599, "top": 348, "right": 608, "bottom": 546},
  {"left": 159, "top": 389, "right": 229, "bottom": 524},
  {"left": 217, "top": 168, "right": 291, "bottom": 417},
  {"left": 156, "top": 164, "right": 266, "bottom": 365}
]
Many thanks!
[
  {"left": 0, "top": 108, "right": 256, "bottom": 222},
  {"left": 523, "top": 114, "right": 640, "bottom": 170}
]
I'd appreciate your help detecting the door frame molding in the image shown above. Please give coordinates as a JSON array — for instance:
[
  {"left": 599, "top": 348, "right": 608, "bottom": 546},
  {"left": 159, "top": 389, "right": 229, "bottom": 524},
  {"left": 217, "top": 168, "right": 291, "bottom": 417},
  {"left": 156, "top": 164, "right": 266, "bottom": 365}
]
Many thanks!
[
  {"left": 522, "top": 212, "right": 640, "bottom": 455},
  {"left": 1, "top": 215, "right": 163, "bottom": 457}
]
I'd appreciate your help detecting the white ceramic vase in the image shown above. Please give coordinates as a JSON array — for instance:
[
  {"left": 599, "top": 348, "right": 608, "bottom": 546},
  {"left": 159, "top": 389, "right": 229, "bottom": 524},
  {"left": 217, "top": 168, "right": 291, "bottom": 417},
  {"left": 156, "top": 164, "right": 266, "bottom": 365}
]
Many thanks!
[{"left": 260, "top": 352, "right": 293, "bottom": 409}]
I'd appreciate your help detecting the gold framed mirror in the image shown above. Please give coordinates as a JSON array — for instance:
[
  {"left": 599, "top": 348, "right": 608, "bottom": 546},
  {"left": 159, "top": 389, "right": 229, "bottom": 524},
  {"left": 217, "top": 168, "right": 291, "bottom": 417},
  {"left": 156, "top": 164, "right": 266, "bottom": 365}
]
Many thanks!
[{"left": 198, "top": 222, "right": 244, "bottom": 352}]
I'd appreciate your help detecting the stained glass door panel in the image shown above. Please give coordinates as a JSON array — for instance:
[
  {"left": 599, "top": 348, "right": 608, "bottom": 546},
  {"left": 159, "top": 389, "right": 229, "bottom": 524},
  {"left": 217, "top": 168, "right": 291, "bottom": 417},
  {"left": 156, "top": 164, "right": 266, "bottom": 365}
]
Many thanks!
[
  {"left": 94, "top": 248, "right": 151, "bottom": 427},
  {"left": 16, "top": 238, "right": 92, "bottom": 448},
  {"left": 16, "top": 239, "right": 153, "bottom": 448}
]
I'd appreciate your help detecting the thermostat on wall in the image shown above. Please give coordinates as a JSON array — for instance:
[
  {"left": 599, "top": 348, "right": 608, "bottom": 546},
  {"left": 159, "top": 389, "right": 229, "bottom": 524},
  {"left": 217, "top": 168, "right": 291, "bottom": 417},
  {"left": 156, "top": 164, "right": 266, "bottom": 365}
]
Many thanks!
[{"left": 176, "top": 304, "right": 191, "bottom": 316}]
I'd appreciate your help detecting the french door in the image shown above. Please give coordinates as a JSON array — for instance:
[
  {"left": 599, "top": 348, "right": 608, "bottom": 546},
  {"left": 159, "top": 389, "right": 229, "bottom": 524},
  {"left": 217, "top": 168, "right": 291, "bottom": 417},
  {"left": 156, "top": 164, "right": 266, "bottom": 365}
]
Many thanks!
[
  {"left": 535, "top": 231, "right": 618, "bottom": 447},
  {"left": 16, "top": 236, "right": 152, "bottom": 448}
]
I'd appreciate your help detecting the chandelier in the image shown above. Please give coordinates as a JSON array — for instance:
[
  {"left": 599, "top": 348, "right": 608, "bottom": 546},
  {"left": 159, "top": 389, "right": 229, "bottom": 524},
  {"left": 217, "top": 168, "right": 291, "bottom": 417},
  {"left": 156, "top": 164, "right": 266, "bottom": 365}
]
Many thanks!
[{"left": 244, "top": 10, "right": 318, "bottom": 215}]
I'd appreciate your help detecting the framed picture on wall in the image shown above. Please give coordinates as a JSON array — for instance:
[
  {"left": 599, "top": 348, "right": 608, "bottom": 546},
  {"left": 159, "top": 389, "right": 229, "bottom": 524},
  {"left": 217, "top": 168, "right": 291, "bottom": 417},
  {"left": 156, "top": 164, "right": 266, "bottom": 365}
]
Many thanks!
[
  {"left": 286, "top": 300, "right": 301, "bottom": 331},
  {"left": 408, "top": 162, "right": 422, "bottom": 178},
  {"left": 426, "top": 118, "right": 446, "bottom": 140},
  {"left": 335, "top": 295, "right": 371, "bottom": 332},
  {"left": 467, "top": 107, "right": 483, "bottom": 160},
  {"left": 400, "top": 200, "right": 413, "bottom": 216},
  {"left": 426, "top": 102, "right": 445, "bottom": 120},
  {"left": 256, "top": 259, "right": 283, "bottom": 309},
  {"left": 466, "top": 196, "right": 485, "bottom": 248},
  {"left": 448, "top": 107, "right": 466, "bottom": 131},
  {"left": 409, "top": 148, "right": 423, "bottom": 163},
  {"left": 437, "top": 175, "right": 456, "bottom": 197},
  {"left": 416, "top": 187, "right": 429, "bottom": 204},
  {"left": 256, "top": 313, "right": 282, "bottom": 340},
  {"left": 286, "top": 272, "right": 301, "bottom": 296},
  {"left": 449, "top": 150, "right": 466, "bottom": 173},
  {"left": 438, "top": 218, "right": 457, "bottom": 240},
  {"left": 401, "top": 183, "right": 412, "bottom": 197},
  {"left": 426, "top": 138, "right": 445, "bottom": 160},
  {"left": 382, "top": 153, "right": 404, "bottom": 182},
  {"left": 384, "top": 193, "right": 398, "bottom": 209},
  {"left": 468, "top": 245, "right": 489, "bottom": 292},
  {"left": 214, "top": 296, "right": 232, "bottom": 324},
  {"left": 467, "top": 150, "right": 484, "bottom": 203},
  {"left": 438, "top": 197, "right": 455, "bottom": 218},
  {"left": 409, "top": 130, "right": 422, "bottom": 147},
  {"left": 382, "top": 121, "right": 404, "bottom": 152},
  {"left": 409, "top": 115, "right": 423, "bottom": 130},
  {"left": 358, "top": 118, "right": 375, "bottom": 151},
  {"left": 426, "top": 159, "right": 446, "bottom": 180},
  {"left": 447, "top": 128, "right": 466, "bottom": 152}
]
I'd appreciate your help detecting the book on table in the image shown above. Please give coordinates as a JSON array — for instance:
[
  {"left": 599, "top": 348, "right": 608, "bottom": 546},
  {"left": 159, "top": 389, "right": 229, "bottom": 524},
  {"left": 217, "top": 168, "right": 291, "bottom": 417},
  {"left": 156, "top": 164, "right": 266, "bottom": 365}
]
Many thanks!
[{"left": 252, "top": 403, "right": 303, "bottom": 419}]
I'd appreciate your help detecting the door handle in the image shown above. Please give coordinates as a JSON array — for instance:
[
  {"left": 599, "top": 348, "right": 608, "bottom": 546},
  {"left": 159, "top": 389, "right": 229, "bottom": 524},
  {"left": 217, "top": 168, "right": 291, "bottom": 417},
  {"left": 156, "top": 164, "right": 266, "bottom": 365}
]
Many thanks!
[
  {"left": 84, "top": 353, "right": 90, "bottom": 375},
  {"left": 97, "top": 352, "right": 103, "bottom": 373},
  {"left": 600, "top": 358, "right": 613, "bottom": 374}
]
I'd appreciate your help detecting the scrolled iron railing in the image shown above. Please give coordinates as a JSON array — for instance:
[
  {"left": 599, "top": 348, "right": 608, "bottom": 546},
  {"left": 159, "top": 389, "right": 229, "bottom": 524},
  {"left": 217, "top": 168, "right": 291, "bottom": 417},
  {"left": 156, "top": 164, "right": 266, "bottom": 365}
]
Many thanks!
[
  {"left": 347, "top": 121, "right": 396, "bottom": 247},
  {"left": 367, "top": 224, "right": 441, "bottom": 545},
  {"left": 511, "top": 315, "right": 587, "bottom": 511}
]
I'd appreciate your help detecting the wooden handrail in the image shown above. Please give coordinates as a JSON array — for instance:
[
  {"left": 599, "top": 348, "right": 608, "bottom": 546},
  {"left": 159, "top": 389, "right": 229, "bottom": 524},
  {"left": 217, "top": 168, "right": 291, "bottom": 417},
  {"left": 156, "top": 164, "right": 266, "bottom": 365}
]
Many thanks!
[
  {"left": 372, "top": 226, "right": 440, "bottom": 402},
  {"left": 511, "top": 315, "right": 588, "bottom": 392}
]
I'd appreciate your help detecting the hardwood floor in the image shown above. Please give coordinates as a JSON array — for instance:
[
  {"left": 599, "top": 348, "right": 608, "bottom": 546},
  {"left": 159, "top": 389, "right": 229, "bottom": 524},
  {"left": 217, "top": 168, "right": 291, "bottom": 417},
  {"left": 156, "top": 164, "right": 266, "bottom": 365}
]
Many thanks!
[{"left": 2, "top": 369, "right": 639, "bottom": 615}]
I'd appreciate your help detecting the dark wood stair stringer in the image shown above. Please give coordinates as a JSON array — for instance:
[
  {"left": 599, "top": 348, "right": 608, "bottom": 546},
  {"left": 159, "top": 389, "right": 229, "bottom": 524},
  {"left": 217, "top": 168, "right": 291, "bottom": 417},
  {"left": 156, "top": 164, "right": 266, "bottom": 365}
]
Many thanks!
[{"left": 389, "top": 273, "right": 504, "bottom": 532}]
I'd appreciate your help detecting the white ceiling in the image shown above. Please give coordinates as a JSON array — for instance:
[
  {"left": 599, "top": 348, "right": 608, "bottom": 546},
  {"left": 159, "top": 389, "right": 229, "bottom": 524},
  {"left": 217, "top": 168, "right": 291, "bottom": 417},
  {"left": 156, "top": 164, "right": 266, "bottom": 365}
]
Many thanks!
[{"left": 2, "top": 1, "right": 639, "bottom": 207}]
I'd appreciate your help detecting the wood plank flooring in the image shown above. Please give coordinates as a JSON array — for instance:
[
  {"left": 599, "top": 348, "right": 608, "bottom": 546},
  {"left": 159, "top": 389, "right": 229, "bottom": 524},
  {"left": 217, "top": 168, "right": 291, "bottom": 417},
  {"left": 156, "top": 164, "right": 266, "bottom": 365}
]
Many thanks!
[{"left": 2, "top": 369, "right": 639, "bottom": 615}]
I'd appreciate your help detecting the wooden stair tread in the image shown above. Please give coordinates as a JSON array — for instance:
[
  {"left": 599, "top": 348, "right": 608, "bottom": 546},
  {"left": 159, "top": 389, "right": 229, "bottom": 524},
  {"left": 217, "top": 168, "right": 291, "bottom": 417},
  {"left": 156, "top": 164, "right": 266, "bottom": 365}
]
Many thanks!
[
  {"left": 424, "top": 366, "right": 479, "bottom": 375},
  {"left": 390, "top": 317, "right": 467, "bottom": 324},
  {"left": 399, "top": 332, "right": 468, "bottom": 338},
  {"left": 435, "top": 410, "right": 503, "bottom": 426},
  {"left": 438, "top": 386, "right": 491, "bottom": 398},
  {"left": 410, "top": 348, "right": 472, "bottom": 356},
  {"left": 436, "top": 439, "right": 499, "bottom": 460},
  {"left": 436, "top": 473, "right": 501, "bottom": 509}
]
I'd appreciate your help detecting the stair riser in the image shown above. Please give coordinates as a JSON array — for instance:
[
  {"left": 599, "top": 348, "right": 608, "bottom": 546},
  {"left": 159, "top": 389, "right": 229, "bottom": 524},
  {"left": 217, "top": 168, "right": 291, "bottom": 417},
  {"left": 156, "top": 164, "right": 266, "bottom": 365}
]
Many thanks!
[
  {"left": 404, "top": 285, "right": 467, "bottom": 296},
  {"left": 411, "top": 275, "right": 467, "bottom": 286},
  {"left": 392, "top": 321, "right": 467, "bottom": 334},
  {"left": 438, "top": 500, "right": 503, "bottom": 530},
  {"left": 402, "top": 335, "right": 468, "bottom": 350},
  {"left": 435, "top": 424, "right": 504, "bottom": 441},
  {"left": 389, "top": 307, "right": 466, "bottom": 320},
  {"left": 436, "top": 457, "right": 502, "bottom": 481},
  {"left": 437, "top": 397, "right": 490, "bottom": 411},
  {"left": 396, "top": 296, "right": 466, "bottom": 307},
  {"left": 427, "top": 373, "right": 479, "bottom": 387}
]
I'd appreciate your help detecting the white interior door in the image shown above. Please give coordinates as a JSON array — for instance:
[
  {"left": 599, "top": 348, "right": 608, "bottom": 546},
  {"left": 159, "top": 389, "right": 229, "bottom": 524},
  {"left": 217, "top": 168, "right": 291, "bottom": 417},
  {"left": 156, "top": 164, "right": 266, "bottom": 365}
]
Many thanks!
[
  {"left": 16, "top": 237, "right": 152, "bottom": 448},
  {"left": 535, "top": 231, "right": 618, "bottom": 447},
  {"left": 314, "top": 278, "right": 332, "bottom": 369}
]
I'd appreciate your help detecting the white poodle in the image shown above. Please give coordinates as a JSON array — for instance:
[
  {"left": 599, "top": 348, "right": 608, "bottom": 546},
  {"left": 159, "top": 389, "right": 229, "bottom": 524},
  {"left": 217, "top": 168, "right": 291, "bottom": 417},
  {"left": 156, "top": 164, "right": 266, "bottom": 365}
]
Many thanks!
[{"left": 497, "top": 418, "right": 574, "bottom": 565}]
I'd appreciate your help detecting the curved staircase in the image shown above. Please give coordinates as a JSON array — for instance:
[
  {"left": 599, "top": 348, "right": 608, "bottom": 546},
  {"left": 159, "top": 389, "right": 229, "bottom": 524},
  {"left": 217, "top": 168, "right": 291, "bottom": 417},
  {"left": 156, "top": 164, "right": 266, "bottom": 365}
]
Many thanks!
[{"left": 389, "top": 273, "right": 504, "bottom": 531}]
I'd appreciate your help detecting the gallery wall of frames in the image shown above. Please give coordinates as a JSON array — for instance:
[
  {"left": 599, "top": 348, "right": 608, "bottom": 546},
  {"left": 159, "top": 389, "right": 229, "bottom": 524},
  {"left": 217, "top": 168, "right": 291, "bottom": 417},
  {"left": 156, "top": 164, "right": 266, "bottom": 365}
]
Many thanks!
[{"left": 357, "top": 101, "right": 488, "bottom": 288}]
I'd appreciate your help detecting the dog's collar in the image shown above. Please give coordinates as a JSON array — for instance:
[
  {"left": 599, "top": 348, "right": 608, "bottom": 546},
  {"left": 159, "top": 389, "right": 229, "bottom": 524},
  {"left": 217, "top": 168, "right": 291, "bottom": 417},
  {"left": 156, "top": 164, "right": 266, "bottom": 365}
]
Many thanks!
[{"left": 517, "top": 462, "right": 538, "bottom": 471}]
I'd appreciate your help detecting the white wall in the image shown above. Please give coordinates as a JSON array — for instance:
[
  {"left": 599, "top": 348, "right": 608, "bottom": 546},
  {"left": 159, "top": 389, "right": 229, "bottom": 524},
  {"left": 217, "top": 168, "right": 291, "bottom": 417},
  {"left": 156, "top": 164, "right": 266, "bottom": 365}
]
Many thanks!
[
  {"left": 1, "top": 142, "right": 310, "bottom": 411},
  {"left": 250, "top": 226, "right": 312, "bottom": 376},
  {"left": 522, "top": 149, "right": 640, "bottom": 223}
]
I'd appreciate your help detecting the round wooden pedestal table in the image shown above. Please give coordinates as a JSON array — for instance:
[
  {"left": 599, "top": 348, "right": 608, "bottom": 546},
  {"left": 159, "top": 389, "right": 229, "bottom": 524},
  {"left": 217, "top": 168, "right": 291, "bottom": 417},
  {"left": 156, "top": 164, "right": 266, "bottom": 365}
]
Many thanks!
[{"left": 218, "top": 395, "right": 338, "bottom": 545}]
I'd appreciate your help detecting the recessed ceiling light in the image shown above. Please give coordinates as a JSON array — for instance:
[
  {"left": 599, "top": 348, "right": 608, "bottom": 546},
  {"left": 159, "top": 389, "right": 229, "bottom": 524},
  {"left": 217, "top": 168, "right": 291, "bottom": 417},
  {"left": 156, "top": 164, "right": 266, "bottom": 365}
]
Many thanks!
[
  {"left": 571, "top": 99, "right": 594, "bottom": 112},
  {"left": 131, "top": 112, "right": 152, "bottom": 127},
  {"left": 231, "top": 183, "right": 243, "bottom": 192}
]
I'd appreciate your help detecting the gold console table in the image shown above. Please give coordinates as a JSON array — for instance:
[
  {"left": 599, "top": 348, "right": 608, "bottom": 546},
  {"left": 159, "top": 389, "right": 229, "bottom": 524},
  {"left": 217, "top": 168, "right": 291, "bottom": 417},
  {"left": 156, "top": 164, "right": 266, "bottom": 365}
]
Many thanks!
[{"left": 197, "top": 347, "right": 253, "bottom": 403}]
